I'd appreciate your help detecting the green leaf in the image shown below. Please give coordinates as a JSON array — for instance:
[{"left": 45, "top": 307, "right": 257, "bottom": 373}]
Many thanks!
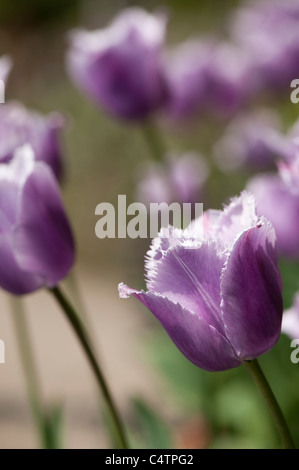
[{"left": 131, "top": 397, "right": 172, "bottom": 449}]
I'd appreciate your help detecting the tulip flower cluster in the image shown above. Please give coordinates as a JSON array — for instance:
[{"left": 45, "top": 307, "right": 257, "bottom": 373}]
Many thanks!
[
  {"left": 0, "top": 0, "right": 298, "bottom": 451},
  {"left": 67, "top": 3, "right": 299, "bottom": 123}
]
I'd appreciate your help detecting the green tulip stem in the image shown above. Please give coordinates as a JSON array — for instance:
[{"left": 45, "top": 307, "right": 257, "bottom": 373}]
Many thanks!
[
  {"left": 142, "top": 120, "right": 166, "bottom": 162},
  {"left": 245, "top": 359, "right": 296, "bottom": 449},
  {"left": 49, "top": 285, "right": 128, "bottom": 449}
]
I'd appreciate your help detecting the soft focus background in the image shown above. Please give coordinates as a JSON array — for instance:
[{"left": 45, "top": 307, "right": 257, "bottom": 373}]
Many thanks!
[{"left": 0, "top": 0, "right": 299, "bottom": 449}]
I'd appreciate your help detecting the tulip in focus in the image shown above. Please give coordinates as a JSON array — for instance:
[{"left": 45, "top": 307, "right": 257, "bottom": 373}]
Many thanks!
[
  {"left": 248, "top": 152, "right": 299, "bottom": 259},
  {"left": 0, "top": 145, "right": 74, "bottom": 295},
  {"left": 136, "top": 153, "right": 209, "bottom": 206},
  {"left": 0, "top": 101, "right": 65, "bottom": 180},
  {"left": 119, "top": 192, "right": 283, "bottom": 372},
  {"left": 67, "top": 8, "right": 168, "bottom": 120}
]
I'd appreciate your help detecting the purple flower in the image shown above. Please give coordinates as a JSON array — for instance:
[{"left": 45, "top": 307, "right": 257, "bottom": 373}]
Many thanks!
[
  {"left": 202, "top": 42, "right": 257, "bottom": 118},
  {"left": 0, "top": 101, "right": 64, "bottom": 180},
  {"left": 0, "top": 55, "right": 12, "bottom": 84},
  {"left": 119, "top": 192, "right": 282, "bottom": 372},
  {"left": 136, "top": 153, "right": 209, "bottom": 205},
  {"left": 163, "top": 39, "right": 215, "bottom": 119},
  {"left": 0, "top": 145, "right": 74, "bottom": 295},
  {"left": 214, "top": 109, "right": 283, "bottom": 171},
  {"left": 67, "top": 8, "right": 168, "bottom": 120},
  {"left": 247, "top": 152, "right": 299, "bottom": 259},
  {"left": 231, "top": 0, "right": 299, "bottom": 90},
  {"left": 164, "top": 40, "right": 256, "bottom": 120},
  {"left": 282, "top": 294, "right": 299, "bottom": 340}
]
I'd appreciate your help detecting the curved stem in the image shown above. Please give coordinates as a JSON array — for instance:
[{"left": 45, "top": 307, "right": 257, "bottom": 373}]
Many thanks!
[
  {"left": 142, "top": 120, "right": 166, "bottom": 162},
  {"left": 245, "top": 359, "right": 296, "bottom": 449},
  {"left": 49, "top": 286, "right": 128, "bottom": 449}
]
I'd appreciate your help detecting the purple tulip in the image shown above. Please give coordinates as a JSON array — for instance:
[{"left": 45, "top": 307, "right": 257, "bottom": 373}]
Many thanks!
[
  {"left": 119, "top": 192, "right": 283, "bottom": 372},
  {"left": 164, "top": 40, "right": 256, "bottom": 120},
  {"left": 202, "top": 42, "right": 257, "bottom": 118},
  {"left": 136, "top": 153, "right": 209, "bottom": 205},
  {"left": 282, "top": 294, "right": 299, "bottom": 340},
  {"left": 248, "top": 153, "right": 299, "bottom": 259},
  {"left": 163, "top": 39, "right": 215, "bottom": 119},
  {"left": 0, "top": 55, "right": 12, "bottom": 84},
  {"left": 214, "top": 109, "right": 283, "bottom": 171},
  {"left": 231, "top": 0, "right": 299, "bottom": 90},
  {"left": 0, "top": 101, "right": 64, "bottom": 180},
  {"left": 0, "top": 145, "right": 74, "bottom": 295},
  {"left": 67, "top": 8, "right": 168, "bottom": 120}
]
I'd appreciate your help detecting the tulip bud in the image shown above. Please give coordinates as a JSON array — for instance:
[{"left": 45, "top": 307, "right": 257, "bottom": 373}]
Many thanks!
[{"left": 67, "top": 8, "right": 168, "bottom": 120}]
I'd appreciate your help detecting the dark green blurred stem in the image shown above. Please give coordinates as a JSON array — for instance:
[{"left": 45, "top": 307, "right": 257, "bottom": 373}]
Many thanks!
[
  {"left": 142, "top": 120, "right": 166, "bottom": 162},
  {"left": 245, "top": 359, "right": 296, "bottom": 449},
  {"left": 49, "top": 286, "right": 128, "bottom": 449},
  {"left": 10, "top": 296, "right": 49, "bottom": 448}
]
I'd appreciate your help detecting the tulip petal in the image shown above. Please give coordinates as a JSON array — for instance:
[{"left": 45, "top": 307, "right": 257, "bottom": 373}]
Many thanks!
[
  {"left": 0, "top": 233, "right": 41, "bottom": 294},
  {"left": 13, "top": 163, "right": 74, "bottom": 286},
  {"left": 221, "top": 222, "right": 283, "bottom": 359},
  {"left": 248, "top": 174, "right": 299, "bottom": 259},
  {"left": 282, "top": 294, "right": 299, "bottom": 340},
  {"left": 119, "top": 283, "right": 240, "bottom": 372},
  {"left": 146, "top": 243, "right": 226, "bottom": 333},
  {"left": 0, "top": 103, "right": 64, "bottom": 180},
  {"left": 0, "top": 55, "right": 12, "bottom": 84}
]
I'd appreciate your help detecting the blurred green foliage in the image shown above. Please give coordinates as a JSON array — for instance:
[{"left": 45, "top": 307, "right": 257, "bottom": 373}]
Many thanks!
[{"left": 129, "top": 398, "right": 173, "bottom": 449}]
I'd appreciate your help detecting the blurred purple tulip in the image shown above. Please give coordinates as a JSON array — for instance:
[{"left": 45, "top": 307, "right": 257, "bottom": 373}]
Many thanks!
[
  {"left": 0, "top": 55, "right": 12, "bottom": 84},
  {"left": 282, "top": 294, "right": 299, "bottom": 340},
  {"left": 248, "top": 151, "right": 299, "bottom": 258},
  {"left": 202, "top": 42, "right": 257, "bottom": 118},
  {"left": 163, "top": 39, "right": 215, "bottom": 119},
  {"left": 0, "top": 101, "right": 64, "bottom": 180},
  {"left": 231, "top": 0, "right": 299, "bottom": 90},
  {"left": 214, "top": 109, "right": 283, "bottom": 171},
  {"left": 0, "top": 145, "right": 74, "bottom": 295},
  {"left": 137, "top": 153, "right": 209, "bottom": 205},
  {"left": 119, "top": 192, "right": 282, "bottom": 372},
  {"left": 164, "top": 39, "right": 257, "bottom": 120},
  {"left": 67, "top": 8, "right": 168, "bottom": 120}
]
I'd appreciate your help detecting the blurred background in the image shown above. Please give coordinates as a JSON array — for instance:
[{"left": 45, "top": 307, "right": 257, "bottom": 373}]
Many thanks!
[{"left": 0, "top": 0, "right": 299, "bottom": 449}]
